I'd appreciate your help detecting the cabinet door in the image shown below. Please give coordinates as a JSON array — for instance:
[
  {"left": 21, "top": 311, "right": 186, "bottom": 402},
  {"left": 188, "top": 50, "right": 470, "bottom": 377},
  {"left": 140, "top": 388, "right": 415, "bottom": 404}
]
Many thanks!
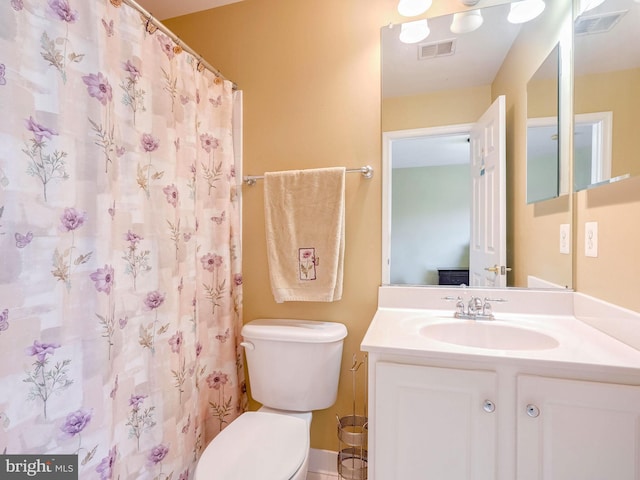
[
  {"left": 375, "top": 362, "right": 498, "bottom": 480},
  {"left": 517, "top": 375, "right": 640, "bottom": 480}
]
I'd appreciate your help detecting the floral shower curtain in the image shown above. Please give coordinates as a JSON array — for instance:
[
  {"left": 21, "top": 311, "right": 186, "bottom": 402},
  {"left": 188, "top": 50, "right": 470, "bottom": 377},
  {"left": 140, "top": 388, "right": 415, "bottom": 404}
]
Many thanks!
[{"left": 0, "top": 1, "right": 245, "bottom": 478}]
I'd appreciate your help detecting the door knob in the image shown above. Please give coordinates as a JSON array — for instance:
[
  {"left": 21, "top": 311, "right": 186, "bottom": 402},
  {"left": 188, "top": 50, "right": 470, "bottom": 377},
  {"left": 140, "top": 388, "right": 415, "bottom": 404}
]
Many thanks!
[{"left": 484, "top": 265, "right": 512, "bottom": 275}]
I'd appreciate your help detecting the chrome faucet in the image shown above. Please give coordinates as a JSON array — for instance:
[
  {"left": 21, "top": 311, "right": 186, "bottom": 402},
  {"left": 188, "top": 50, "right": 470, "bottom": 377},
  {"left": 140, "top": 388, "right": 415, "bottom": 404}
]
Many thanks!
[
  {"left": 468, "top": 297, "right": 483, "bottom": 316},
  {"left": 443, "top": 295, "right": 507, "bottom": 320}
]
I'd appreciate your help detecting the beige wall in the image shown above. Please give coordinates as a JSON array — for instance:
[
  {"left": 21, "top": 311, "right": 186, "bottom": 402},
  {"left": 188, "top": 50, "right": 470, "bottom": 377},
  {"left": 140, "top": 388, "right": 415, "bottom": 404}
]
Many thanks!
[
  {"left": 167, "top": 0, "right": 640, "bottom": 452},
  {"left": 382, "top": 85, "right": 491, "bottom": 131},
  {"left": 575, "top": 176, "right": 640, "bottom": 308}
]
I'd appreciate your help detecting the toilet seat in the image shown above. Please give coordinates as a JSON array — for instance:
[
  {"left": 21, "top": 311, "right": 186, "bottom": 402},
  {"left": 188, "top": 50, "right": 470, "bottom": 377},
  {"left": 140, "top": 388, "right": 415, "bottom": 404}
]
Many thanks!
[{"left": 194, "top": 411, "right": 309, "bottom": 480}]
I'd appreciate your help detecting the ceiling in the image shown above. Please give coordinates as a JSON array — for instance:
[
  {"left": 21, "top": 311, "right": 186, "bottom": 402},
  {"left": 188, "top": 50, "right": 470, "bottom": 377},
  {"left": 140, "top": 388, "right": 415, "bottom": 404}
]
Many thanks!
[
  {"left": 135, "top": 0, "right": 243, "bottom": 20},
  {"left": 382, "top": 2, "right": 521, "bottom": 99}
]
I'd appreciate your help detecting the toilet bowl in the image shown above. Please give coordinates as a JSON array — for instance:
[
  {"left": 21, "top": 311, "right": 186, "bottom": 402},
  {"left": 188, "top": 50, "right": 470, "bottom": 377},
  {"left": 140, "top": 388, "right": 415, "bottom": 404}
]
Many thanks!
[
  {"left": 194, "top": 410, "right": 311, "bottom": 480},
  {"left": 194, "top": 319, "right": 347, "bottom": 480}
]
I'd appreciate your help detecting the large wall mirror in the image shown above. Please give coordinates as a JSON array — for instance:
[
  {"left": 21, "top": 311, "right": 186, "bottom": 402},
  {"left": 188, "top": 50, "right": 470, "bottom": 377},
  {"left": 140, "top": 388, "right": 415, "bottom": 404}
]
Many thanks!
[
  {"left": 382, "top": 0, "right": 570, "bottom": 288},
  {"left": 574, "top": 0, "right": 640, "bottom": 191}
]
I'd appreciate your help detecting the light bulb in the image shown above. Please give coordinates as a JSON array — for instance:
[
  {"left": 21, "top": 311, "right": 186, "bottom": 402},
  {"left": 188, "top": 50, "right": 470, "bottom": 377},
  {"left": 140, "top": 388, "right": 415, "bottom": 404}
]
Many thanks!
[
  {"left": 507, "top": 0, "right": 546, "bottom": 24},
  {"left": 397, "top": 0, "right": 432, "bottom": 17},
  {"left": 399, "top": 19, "right": 430, "bottom": 44},
  {"left": 450, "top": 10, "right": 484, "bottom": 34}
]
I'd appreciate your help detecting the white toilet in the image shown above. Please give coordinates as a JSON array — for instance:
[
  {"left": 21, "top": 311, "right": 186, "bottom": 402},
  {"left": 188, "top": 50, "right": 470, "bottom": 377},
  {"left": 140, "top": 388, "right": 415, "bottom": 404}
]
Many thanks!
[{"left": 194, "top": 318, "right": 348, "bottom": 480}]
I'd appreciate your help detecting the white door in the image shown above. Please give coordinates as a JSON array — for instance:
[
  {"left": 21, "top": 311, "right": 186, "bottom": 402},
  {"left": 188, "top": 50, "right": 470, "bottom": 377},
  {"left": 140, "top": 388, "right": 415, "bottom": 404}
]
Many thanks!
[
  {"left": 469, "top": 95, "right": 507, "bottom": 287},
  {"left": 374, "top": 362, "right": 498, "bottom": 480}
]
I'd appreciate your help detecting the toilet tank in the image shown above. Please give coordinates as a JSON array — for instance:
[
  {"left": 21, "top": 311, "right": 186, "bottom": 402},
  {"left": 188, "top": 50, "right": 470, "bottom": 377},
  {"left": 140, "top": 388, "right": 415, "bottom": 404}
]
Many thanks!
[{"left": 241, "top": 319, "right": 348, "bottom": 412}]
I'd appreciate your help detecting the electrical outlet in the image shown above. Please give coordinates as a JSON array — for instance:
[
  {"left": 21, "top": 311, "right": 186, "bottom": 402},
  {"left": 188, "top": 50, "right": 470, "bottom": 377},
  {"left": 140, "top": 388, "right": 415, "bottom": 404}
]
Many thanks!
[
  {"left": 585, "top": 221, "right": 598, "bottom": 257},
  {"left": 559, "top": 224, "right": 570, "bottom": 254}
]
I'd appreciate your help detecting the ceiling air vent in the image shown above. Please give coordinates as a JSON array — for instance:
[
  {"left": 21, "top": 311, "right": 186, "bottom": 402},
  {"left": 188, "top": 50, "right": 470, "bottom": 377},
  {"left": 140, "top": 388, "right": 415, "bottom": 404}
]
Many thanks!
[
  {"left": 574, "top": 10, "right": 627, "bottom": 35},
  {"left": 418, "top": 39, "right": 456, "bottom": 60}
]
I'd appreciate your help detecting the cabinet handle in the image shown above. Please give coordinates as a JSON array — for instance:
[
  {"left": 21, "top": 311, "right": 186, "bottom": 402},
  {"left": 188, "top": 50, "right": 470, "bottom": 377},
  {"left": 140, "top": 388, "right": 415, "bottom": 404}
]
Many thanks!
[
  {"left": 483, "top": 400, "right": 495, "bottom": 413},
  {"left": 526, "top": 404, "right": 540, "bottom": 418}
]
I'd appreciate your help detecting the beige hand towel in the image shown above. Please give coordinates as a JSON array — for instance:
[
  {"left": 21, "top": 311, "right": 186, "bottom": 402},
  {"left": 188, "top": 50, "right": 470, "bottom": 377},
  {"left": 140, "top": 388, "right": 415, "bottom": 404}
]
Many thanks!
[{"left": 263, "top": 167, "right": 345, "bottom": 303}]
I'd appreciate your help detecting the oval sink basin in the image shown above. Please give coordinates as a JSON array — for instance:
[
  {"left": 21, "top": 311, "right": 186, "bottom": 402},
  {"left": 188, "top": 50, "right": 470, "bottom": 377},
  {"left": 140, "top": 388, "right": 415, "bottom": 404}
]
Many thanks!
[{"left": 420, "top": 321, "right": 559, "bottom": 351}]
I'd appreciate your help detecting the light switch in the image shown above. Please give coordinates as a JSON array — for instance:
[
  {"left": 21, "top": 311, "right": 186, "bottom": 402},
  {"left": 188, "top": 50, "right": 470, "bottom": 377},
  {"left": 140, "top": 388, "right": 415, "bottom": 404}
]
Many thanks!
[
  {"left": 559, "top": 224, "right": 570, "bottom": 254},
  {"left": 585, "top": 221, "right": 598, "bottom": 257}
]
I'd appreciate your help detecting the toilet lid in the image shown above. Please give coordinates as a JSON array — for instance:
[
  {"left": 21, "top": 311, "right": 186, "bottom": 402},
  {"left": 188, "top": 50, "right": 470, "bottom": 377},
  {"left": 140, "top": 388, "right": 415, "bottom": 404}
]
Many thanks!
[{"left": 195, "top": 411, "right": 309, "bottom": 480}]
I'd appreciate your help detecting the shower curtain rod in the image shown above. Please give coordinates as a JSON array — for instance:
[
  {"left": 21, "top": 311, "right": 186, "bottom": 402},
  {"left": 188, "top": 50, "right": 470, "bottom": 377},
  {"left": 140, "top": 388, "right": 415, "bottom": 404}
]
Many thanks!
[
  {"left": 122, "top": 0, "right": 238, "bottom": 90},
  {"left": 243, "top": 165, "right": 374, "bottom": 186}
]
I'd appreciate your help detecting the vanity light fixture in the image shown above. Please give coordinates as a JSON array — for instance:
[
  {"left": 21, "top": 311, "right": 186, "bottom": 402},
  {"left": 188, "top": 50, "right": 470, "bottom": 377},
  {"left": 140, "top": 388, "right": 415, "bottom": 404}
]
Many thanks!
[
  {"left": 450, "top": 9, "right": 484, "bottom": 34},
  {"left": 397, "top": 0, "right": 432, "bottom": 17},
  {"left": 399, "top": 19, "right": 430, "bottom": 43},
  {"left": 507, "top": 0, "right": 545, "bottom": 24}
]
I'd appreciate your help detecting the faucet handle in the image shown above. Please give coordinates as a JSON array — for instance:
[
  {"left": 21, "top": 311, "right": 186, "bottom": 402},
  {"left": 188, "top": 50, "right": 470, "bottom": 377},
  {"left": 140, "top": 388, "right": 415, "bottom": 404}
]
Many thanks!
[
  {"left": 484, "top": 297, "right": 507, "bottom": 303},
  {"left": 482, "top": 297, "right": 506, "bottom": 317},
  {"left": 455, "top": 296, "right": 465, "bottom": 315}
]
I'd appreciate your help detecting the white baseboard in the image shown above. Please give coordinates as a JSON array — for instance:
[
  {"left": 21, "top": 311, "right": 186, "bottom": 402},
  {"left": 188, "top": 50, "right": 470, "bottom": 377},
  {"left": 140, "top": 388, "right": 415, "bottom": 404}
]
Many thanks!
[{"left": 309, "top": 448, "right": 338, "bottom": 475}]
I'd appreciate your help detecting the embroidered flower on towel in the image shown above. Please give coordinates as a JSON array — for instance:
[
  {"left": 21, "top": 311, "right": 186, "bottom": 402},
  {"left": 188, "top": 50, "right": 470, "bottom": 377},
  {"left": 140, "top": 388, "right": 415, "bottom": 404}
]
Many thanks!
[{"left": 298, "top": 248, "right": 317, "bottom": 281}]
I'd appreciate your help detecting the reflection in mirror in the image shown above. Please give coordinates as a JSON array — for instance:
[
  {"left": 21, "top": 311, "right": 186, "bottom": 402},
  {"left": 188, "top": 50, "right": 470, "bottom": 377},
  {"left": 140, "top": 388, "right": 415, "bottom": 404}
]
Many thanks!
[
  {"left": 573, "top": 0, "right": 640, "bottom": 191},
  {"left": 526, "top": 44, "right": 560, "bottom": 204},
  {"left": 390, "top": 131, "right": 471, "bottom": 286},
  {"left": 382, "top": 1, "right": 569, "bottom": 289},
  {"left": 382, "top": 3, "right": 520, "bottom": 287}
]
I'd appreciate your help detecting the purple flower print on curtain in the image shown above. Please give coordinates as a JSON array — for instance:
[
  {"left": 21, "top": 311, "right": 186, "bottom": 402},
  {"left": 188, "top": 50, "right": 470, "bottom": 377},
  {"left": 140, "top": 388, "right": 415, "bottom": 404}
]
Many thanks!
[
  {"left": 83, "top": 72, "right": 117, "bottom": 173},
  {"left": 199, "top": 133, "right": 222, "bottom": 195},
  {"left": 126, "top": 394, "right": 156, "bottom": 452},
  {"left": 96, "top": 446, "right": 117, "bottom": 480},
  {"left": 49, "top": 0, "right": 78, "bottom": 23},
  {"left": 120, "top": 59, "right": 145, "bottom": 124},
  {"left": 23, "top": 116, "right": 69, "bottom": 202},
  {"left": 23, "top": 341, "right": 72, "bottom": 419},
  {"left": 169, "top": 330, "right": 187, "bottom": 403},
  {"left": 52, "top": 207, "right": 92, "bottom": 289},
  {"left": 84, "top": 72, "right": 112, "bottom": 105},
  {"left": 60, "top": 408, "right": 92, "bottom": 438},
  {"left": 206, "top": 371, "right": 231, "bottom": 431},
  {"left": 200, "top": 252, "right": 226, "bottom": 315},
  {"left": 91, "top": 264, "right": 116, "bottom": 359},
  {"left": 148, "top": 443, "right": 169, "bottom": 465},
  {"left": 148, "top": 443, "right": 170, "bottom": 478},
  {"left": 60, "top": 408, "right": 97, "bottom": 463},
  {"left": 164, "top": 184, "right": 181, "bottom": 259},
  {"left": 156, "top": 33, "right": 179, "bottom": 111},
  {"left": 138, "top": 132, "right": 161, "bottom": 197},
  {"left": 163, "top": 184, "right": 179, "bottom": 207},
  {"left": 140, "top": 290, "right": 166, "bottom": 353},
  {"left": 122, "top": 230, "right": 151, "bottom": 290},
  {"left": 2, "top": 1, "right": 244, "bottom": 477},
  {"left": 40, "top": 0, "right": 81, "bottom": 83}
]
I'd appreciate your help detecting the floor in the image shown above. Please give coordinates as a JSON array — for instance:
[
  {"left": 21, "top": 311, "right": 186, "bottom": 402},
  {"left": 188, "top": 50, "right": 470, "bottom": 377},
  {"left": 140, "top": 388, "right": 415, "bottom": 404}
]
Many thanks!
[{"left": 306, "top": 473, "right": 339, "bottom": 480}]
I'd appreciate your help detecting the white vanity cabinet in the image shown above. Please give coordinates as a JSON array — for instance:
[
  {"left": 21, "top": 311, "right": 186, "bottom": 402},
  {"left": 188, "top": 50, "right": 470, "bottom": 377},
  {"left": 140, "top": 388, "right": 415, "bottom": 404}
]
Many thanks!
[
  {"left": 370, "top": 359, "right": 640, "bottom": 480},
  {"left": 363, "top": 287, "right": 640, "bottom": 479},
  {"left": 517, "top": 375, "right": 640, "bottom": 479},
  {"left": 374, "top": 362, "right": 498, "bottom": 479}
]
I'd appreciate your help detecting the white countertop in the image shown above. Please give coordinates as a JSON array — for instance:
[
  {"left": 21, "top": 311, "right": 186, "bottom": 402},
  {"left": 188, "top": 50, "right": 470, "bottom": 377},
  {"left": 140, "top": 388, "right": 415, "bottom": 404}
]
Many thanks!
[{"left": 362, "top": 306, "right": 640, "bottom": 374}]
